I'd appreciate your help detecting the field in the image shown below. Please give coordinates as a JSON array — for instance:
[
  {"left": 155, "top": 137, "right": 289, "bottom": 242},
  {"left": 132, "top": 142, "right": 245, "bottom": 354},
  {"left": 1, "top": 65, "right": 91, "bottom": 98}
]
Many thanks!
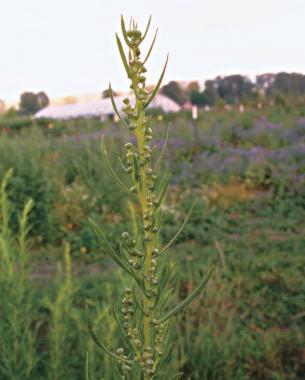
[{"left": 0, "top": 105, "right": 304, "bottom": 379}]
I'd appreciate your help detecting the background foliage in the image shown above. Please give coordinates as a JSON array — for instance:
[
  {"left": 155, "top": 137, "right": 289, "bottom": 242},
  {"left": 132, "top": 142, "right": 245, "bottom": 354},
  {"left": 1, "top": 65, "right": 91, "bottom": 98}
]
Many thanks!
[{"left": 0, "top": 103, "right": 304, "bottom": 379}]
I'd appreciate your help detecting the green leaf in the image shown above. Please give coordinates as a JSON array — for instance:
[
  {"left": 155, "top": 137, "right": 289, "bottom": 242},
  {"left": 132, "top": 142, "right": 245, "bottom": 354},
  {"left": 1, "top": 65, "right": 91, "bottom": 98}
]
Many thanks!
[
  {"left": 158, "top": 200, "right": 197, "bottom": 256},
  {"left": 89, "top": 219, "right": 133, "bottom": 277},
  {"left": 86, "top": 305, "right": 132, "bottom": 364},
  {"left": 155, "top": 173, "right": 171, "bottom": 209},
  {"left": 85, "top": 352, "right": 90, "bottom": 380},
  {"left": 157, "top": 264, "right": 215, "bottom": 324},
  {"left": 144, "top": 54, "right": 169, "bottom": 108},
  {"left": 140, "top": 15, "right": 152, "bottom": 42},
  {"left": 143, "top": 28, "right": 158, "bottom": 65},
  {"left": 120, "top": 14, "right": 131, "bottom": 47},
  {"left": 154, "top": 122, "right": 172, "bottom": 171},
  {"left": 109, "top": 83, "right": 130, "bottom": 129},
  {"left": 116, "top": 33, "right": 131, "bottom": 78},
  {"left": 101, "top": 137, "right": 130, "bottom": 193}
]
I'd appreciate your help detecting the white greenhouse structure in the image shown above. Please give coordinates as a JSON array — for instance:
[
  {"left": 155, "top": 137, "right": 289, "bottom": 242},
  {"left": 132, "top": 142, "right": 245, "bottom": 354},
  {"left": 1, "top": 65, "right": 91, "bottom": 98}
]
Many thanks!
[{"left": 34, "top": 94, "right": 180, "bottom": 120}]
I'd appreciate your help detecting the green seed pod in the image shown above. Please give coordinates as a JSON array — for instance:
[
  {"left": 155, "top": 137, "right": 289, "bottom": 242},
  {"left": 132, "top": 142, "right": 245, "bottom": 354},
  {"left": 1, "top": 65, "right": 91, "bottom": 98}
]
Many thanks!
[
  {"left": 124, "top": 142, "right": 133, "bottom": 149},
  {"left": 122, "top": 232, "right": 130, "bottom": 240},
  {"left": 143, "top": 214, "right": 150, "bottom": 221},
  {"left": 122, "top": 364, "right": 132, "bottom": 371},
  {"left": 144, "top": 224, "right": 151, "bottom": 231},
  {"left": 145, "top": 359, "right": 154, "bottom": 366},
  {"left": 152, "top": 248, "right": 159, "bottom": 256},
  {"left": 116, "top": 348, "right": 124, "bottom": 355},
  {"left": 123, "top": 98, "right": 130, "bottom": 105},
  {"left": 134, "top": 339, "right": 142, "bottom": 347},
  {"left": 125, "top": 287, "right": 132, "bottom": 294},
  {"left": 123, "top": 322, "right": 129, "bottom": 329},
  {"left": 133, "top": 262, "right": 141, "bottom": 270},
  {"left": 130, "top": 186, "right": 137, "bottom": 193}
]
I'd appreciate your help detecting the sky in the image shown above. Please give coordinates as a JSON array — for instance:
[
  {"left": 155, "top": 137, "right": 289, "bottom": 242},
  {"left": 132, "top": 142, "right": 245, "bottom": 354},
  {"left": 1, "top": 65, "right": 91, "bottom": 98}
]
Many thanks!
[{"left": 1, "top": 0, "right": 305, "bottom": 102}]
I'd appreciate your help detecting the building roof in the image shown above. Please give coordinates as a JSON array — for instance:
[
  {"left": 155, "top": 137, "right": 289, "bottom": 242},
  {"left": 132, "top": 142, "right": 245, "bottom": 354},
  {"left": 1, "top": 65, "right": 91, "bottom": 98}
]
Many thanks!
[{"left": 35, "top": 94, "right": 180, "bottom": 119}]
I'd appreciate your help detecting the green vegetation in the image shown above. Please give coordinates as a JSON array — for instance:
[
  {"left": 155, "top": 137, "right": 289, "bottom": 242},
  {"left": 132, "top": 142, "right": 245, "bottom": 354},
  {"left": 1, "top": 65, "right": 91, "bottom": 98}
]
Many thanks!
[
  {"left": 0, "top": 55, "right": 305, "bottom": 380},
  {"left": 85, "top": 15, "right": 215, "bottom": 380}
]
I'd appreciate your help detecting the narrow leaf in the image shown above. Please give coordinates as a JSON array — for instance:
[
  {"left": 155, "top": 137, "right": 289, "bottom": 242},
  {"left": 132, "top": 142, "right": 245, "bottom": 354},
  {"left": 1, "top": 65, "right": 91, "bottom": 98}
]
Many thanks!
[
  {"left": 154, "top": 122, "right": 172, "bottom": 171},
  {"left": 109, "top": 83, "right": 130, "bottom": 129},
  {"left": 144, "top": 54, "right": 169, "bottom": 108},
  {"left": 141, "top": 15, "right": 152, "bottom": 42},
  {"left": 89, "top": 219, "right": 133, "bottom": 277},
  {"left": 157, "top": 265, "right": 215, "bottom": 324},
  {"left": 101, "top": 137, "right": 130, "bottom": 193},
  {"left": 120, "top": 14, "right": 131, "bottom": 47},
  {"left": 158, "top": 200, "right": 197, "bottom": 256},
  {"left": 143, "top": 28, "right": 158, "bottom": 65},
  {"left": 116, "top": 33, "right": 131, "bottom": 78},
  {"left": 119, "top": 156, "right": 129, "bottom": 172},
  {"left": 155, "top": 173, "right": 171, "bottom": 209},
  {"left": 86, "top": 305, "right": 132, "bottom": 364},
  {"left": 85, "top": 352, "right": 90, "bottom": 380}
]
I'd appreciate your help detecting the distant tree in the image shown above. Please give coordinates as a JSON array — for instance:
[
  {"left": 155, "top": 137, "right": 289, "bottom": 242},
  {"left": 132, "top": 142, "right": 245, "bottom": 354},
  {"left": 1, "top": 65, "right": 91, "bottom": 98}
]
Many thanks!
[
  {"left": 202, "top": 80, "right": 219, "bottom": 106},
  {"left": 190, "top": 91, "right": 206, "bottom": 106},
  {"left": 19, "top": 91, "right": 49, "bottom": 115},
  {"left": 269, "top": 72, "right": 305, "bottom": 97},
  {"left": 36, "top": 91, "right": 49, "bottom": 109},
  {"left": 214, "top": 75, "right": 254, "bottom": 104},
  {"left": 161, "top": 81, "right": 186, "bottom": 105},
  {"left": 190, "top": 80, "right": 218, "bottom": 107},
  {"left": 187, "top": 81, "right": 200, "bottom": 94},
  {"left": 102, "top": 88, "right": 118, "bottom": 98}
]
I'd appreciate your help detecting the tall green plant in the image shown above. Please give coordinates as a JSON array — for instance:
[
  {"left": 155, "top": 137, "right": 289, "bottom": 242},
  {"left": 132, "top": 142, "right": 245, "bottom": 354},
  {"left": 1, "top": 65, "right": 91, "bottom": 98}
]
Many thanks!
[
  {"left": 87, "top": 16, "right": 215, "bottom": 379},
  {"left": 46, "top": 244, "right": 76, "bottom": 380},
  {"left": 0, "top": 170, "right": 37, "bottom": 379}
]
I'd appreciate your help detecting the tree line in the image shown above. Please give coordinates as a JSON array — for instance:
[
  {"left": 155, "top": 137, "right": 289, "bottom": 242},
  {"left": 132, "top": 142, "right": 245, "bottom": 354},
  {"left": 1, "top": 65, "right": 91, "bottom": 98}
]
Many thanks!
[
  {"left": 160, "top": 72, "right": 305, "bottom": 107},
  {"left": 1, "top": 72, "right": 305, "bottom": 117}
]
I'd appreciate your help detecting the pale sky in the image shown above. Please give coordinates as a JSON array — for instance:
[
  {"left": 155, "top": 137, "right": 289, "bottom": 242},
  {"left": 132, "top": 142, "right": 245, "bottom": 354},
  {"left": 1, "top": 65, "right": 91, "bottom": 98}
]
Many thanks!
[{"left": 1, "top": 0, "right": 305, "bottom": 102}]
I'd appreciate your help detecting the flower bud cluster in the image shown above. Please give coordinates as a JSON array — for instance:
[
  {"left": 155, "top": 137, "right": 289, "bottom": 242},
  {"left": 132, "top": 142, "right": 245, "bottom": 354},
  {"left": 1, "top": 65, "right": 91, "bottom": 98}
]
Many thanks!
[
  {"left": 121, "top": 232, "right": 143, "bottom": 270},
  {"left": 134, "top": 346, "right": 155, "bottom": 377}
]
